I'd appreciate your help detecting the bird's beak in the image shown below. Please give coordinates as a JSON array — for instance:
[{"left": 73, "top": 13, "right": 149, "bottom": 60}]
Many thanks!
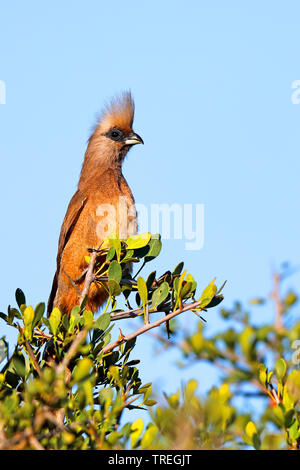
[{"left": 124, "top": 132, "right": 144, "bottom": 146}]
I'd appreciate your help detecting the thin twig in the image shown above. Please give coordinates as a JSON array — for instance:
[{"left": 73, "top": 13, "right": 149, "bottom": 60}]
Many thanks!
[
  {"left": 99, "top": 300, "right": 204, "bottom": 356},
  {"left": 145, "top": 303, "right": 149, "bottom": 324},
  {"left": 79, "top": 250, "right": 98, "bottom": 305},
  {"left": 95, "top": 276, "right": 137, "bottom": 287},
  {"left": 24, "top": 338, "right": 42, "bottom": 377},
  {"left": 28, "top": 433, "right": 44, "bottom": 450},
  {"left": 110, "top": 301, "right": 171, "bottom": 321}
]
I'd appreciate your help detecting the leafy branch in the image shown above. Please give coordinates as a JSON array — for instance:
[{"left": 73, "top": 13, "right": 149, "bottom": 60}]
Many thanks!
[{"left": 0, "top": 232, "right": 225, "bottom": 450}]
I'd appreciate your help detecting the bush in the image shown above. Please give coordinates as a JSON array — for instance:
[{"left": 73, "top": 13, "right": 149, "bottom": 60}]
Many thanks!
[
  {"left": 1, "top": 234, "right": 299, "bottom": 450},
  {"left": 0, "top": 233, "right": 224, "bottom": 450}
]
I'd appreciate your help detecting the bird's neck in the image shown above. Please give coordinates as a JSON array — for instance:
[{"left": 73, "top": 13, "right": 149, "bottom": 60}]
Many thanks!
[{"left": 78, "top": 147, "right": 124, "bottom": 191}]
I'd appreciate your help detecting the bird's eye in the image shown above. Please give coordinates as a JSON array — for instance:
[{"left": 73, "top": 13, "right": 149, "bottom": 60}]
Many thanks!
[
  {"left": 111, "top": 130, "right": 120, "bottom": 138},
  {"left": 107, "top": 128, "right": 124, "bottom": 141}
]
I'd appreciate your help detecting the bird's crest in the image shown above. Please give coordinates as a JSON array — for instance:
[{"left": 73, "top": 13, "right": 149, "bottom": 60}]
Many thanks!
[{"left": 98, "top": 91, "right": 135, "bottom": 133}]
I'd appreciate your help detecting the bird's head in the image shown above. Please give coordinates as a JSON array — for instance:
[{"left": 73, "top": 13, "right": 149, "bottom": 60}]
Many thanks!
[{"left": 86, "top": 91, "right": 143, "bottom": 167}]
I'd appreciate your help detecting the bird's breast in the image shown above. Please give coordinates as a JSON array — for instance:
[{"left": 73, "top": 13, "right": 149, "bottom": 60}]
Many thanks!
[{"left": 94, "top": 192, "right": 137, "bottom": 241}]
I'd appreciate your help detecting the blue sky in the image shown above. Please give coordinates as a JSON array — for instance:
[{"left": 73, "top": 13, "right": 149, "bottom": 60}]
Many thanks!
[{"left": 0, "top": 1, "right": 300, "bottom": 405}]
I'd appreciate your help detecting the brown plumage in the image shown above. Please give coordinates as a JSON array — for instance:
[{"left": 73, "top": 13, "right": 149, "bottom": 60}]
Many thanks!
[{"left": 47, "top": 92, "right": 143, "bottom": 316}]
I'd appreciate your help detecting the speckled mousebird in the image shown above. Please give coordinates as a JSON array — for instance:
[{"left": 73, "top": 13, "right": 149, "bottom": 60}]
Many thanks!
[{"left": 47, "top": 92, "right": 143, "bottom": 316}]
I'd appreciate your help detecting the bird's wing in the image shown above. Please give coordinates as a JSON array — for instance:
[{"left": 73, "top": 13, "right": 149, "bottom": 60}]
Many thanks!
[
  {"left": 47, "top": 189, "right": 88, "bottom": 314},
  {"left": 56, "top": 189, "right": 88, "bottom": 262}
]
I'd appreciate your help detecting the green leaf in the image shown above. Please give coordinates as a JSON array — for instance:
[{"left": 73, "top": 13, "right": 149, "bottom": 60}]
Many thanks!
[
  {"left": 62, "top": 314, "right": 69, "bottom": 331},
  {"left": 93, "top": 312, "right": 111, "bottom": 332},
  {"left": 143, "top": 399, "right": 157, "bottom": 406},
  {"left": 173, "top": 262, "right": 184, "bottom": 276},
  {"left": 180, "top": 281, "right": 193, "bottom": 299},
  {"left": 109, "top": 233, "right": 121, "bottom": 262},
  {"left": 137, "top": 277, "right": 148, "bottom": 313},
  {"left": 239, "top": 326, "right": 255, "bottom": 358},
  {"left": 0, "top": 312, "right": 8, "bottom": 323},
  {"left": 123, "top": 337, "right": 136, "bottom": 356},
  {"left": 49, "top": 308, "right": 61, "bottom": 336},
  {"left": 245, "top": 421, "right": 261, "bottom": 450},
  {"left": 108, "top": 279, "right": 122, "bottom": 296},
  {"left": 189, "top": 332, "right": 204, "bottom": 354},
  {"left": 198, "top": 278, "right": 218, "bottom": 308},
  {"left": 106, "top": 246, "right": 116, "bottom": 262},
  {"left": 33, "top": 302, "right": 45, "bottom": 328},
  {"left": 258, "top": 364, "right": 267, "bottom": 387},
  {"left": 174, "top": 270, "right": 187, "bottom": 306},
  {"left": 267, "top": 370, "right": 273, "bottom": 383},
  {"left": 121, "top": 249, "right": 134, "bottom": 263},
  {"left": 15, "top": 288, "right": 26, "bottom": 308},
  {"left": 23, "top": 306, "right": 35, "bottom": 341},
  {"left": 69, "top": 306, "right": 81, "bottom": 332},
  {"left": 288, "top": 418, "right": 300, "bottom": 442},
  {"left": 108, "top": 365, "right": 120, "bottom": 384},
  {"left": 130, "top": 418, "right": 144, "bottom": 448},
  {"left": 245, "top": 421, "right": 257, "bottom": 438},
  {"left": 152, "top": 282, "right": 169, "bottom": 308},
  {"left": 249, "top": 298, "right": 266, "bottom": 306},
  {"left": 275, "top": 358, "right": 287, "bottom": 382},
  {"left": 205, "top": 295, "right": 224, "bottom": 309},
  {"left": 7, "top": 307, "right": 21, "bottom": 325},
  {"left": 142, "top": 384, "right": 152, "bottom": 403},
  {"left": 108, "top": 260, "right": 122, "bottom": 283},
  {"left": 141, "top": 424, "right": 158, "bottom": 449},
  {"left": 284, "top": 409, "right": 295, "bottom": 428},
  {"left": 286, "top": 369, "right": 300, "bottom": 402},
  {"left": 73, "top": 357, "right": 93, "bottom": 383},
  {"left": 284, "top": 290, "right": 298, "bottom": 308},
  {"left": 131, "top": 245, "right": 149, "bottom": 259},
  {"left": 126, "top": 233, "right": 151, "bottom": 250},
  {"left": 83, "top": 310, "right": 93, "bottom": 329},
  {"left": 185, "top": 379, "right": 198, "bottom": 399},
  {"left": 146, "top": 271, "right": 156, "bottom": 290},
  {"left": 186, "top": 273, "right": 197, "bottom": 292},
  {"left": 144, "top": 235, "right": 162, "bottom": 263},
  {"left": 164, "top": 391, "right": 180, "bottom": 409},
  {"left": 12, "top": 356, "right": 26, "bottom": 378}
]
